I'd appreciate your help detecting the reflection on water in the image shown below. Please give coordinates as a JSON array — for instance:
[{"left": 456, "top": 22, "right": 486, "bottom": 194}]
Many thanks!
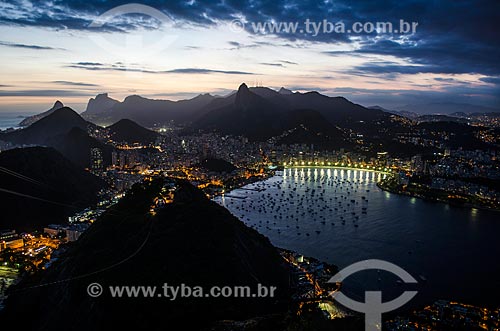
[{"left": 215, "top": 168, "right": 500, "bottom": 307}]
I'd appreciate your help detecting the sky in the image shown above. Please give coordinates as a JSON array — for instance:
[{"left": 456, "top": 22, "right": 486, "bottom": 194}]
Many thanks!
[{"left": 0, "top": 0, "right": 499, "bottom": 112}]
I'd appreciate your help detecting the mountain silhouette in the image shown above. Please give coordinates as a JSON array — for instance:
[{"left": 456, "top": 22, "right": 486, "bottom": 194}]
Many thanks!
[
  {"left": 194, "top": 83, "right": 285, "bottom": 140},
  {"left": 19, "top": 100, "right": 64, "bottom": 127},
  {"left": 278, "top": 109, "right": 351, "bottom": 149},
  {"left": 83, "top": 93, "right": 119, "bottom": 115},
  {"left": 194, "top": 83, "right": 350, "bottom": 149},
  {"left": 0, "top": 107, "right": 114, "bottom": 169},
  {"left": 2, "top": 107, "right": 89, "bottom": 145},
  {"left": 0, "top": 147, "right": 105, "bottom": 231},
  {"left": 107, "top": 119, "right": 160, "bottom": 145},
  {"left": 78, "top": 85, "right": 401, "bottom": 144},
  {"left": 82, "top": 93, "right": 216, "bottom": 126},
  {"left": 196, "top": 158, "right": 237, "bottom": 173}
]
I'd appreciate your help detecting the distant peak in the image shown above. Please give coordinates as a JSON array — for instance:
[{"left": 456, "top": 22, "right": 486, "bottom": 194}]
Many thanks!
[
  {"left": 115, "top": 118, "right": 135, "bottom": 125},
  {"left": 52, "top": 106, "right": 78, "bottom": 115},
  {"left": 124, "top": 95, "right": 145, "bottom": 102},
  {"left": 53, "top": 100, "right": 64, "bottom": 109},
  {"left": 195, "top": 93, "right": 213, "bottom": 99},
  {"left": 235, "top": 83, "right": 255, "bottom": 108},
  {"left": 278, "top": 87, "right": 293, "bottom": 95},
  {"left": 110, "top": 118, "right": 144, "bottom": 129},
  {"left": 238, "top": 83, "right": 249, "bottom": 92},
  {"left": 42, "top": 106, "right": 85, "bottom": 123},
  {"left": 96, "top": 93, "right": 109, "bottom": 98}
]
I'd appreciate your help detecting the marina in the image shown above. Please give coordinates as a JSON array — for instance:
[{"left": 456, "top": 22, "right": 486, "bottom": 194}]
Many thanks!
[{"left": 215, "top": 167, "right": 500, "bottom": 307}]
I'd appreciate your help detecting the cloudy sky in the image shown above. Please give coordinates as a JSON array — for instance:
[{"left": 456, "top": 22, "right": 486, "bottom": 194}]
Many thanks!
[{"left": 0, "top": 0, "right": 499, "bottom": 112}]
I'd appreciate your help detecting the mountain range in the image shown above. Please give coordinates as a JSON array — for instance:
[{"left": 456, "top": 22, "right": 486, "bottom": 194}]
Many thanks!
[
  {"left": 4, "top": 106, "right": 90, "bottom": 145},
  {"left": 4, "top": 83, "right": 398, "bottom": 152},
  {"left": 0, "top": 107, "right": 163, "bottom": 168},
  {"left": 78, "top": 84, "right": 394, "bottom": 134},
  {"left": 0, "top": 107, "right": 109, "bottom": 168},
  {"left": 2, "top": 83, "right": 497, "bottom": 159},
  {"left": 194, "top": 84, "right": 354, "bottom": 147},
  {"left": 82, "top": 83, "right": 398, "bottom": 148},
  {"left": 81, "top": 92, "right": 216, "bottom": 127}
]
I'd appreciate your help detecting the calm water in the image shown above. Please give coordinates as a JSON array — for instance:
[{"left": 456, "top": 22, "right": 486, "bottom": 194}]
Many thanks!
[
  {"left": 215, "top": 167, "right": 500, "bottom": 308},
  {"left": 0, "top": 112, "right": 35, "bottom": 130}
]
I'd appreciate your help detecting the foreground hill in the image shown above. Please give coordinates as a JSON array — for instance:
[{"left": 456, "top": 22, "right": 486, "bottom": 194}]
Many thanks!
[
  {"left": 2, "top": 178, "right": 291, "bottom": 330},
  {"left": 107, "top": 119, "right": 160, "bottom": 145},
  {"left": 196, "top": 157, "right": 237, "bottom": 173},
  {"left": 0, "top": 147, "right": 106, "bottom": 231},
  {"left": 45, "top": 127, "right": 113, "bottom": 168}
]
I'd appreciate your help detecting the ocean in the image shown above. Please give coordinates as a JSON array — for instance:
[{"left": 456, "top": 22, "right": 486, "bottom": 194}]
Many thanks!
[{"left": 0, "top": 112, "right": 36, "bottom": 131}]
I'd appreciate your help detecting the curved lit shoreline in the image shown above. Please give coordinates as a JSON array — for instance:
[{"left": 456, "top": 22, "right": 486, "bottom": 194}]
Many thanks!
[{"left": 284, "top": 165, "right": 392, "bottom": 174}]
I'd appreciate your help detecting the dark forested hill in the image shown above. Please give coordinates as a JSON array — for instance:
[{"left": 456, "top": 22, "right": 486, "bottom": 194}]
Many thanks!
[
  {"left": 0, "top": 147, "right": 106, "bottom": 231},
  {"left": 2, "top": 179, "right": 291, "bottom": 330}
]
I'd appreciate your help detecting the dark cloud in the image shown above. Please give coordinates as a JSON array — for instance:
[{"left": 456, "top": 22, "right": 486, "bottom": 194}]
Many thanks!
[
  {"left": 331, "top": 36, "right": 500, "bottom": 76},
  {"left": 259, "top": 61, "right": 297, "bottom": 67},
  {"left": 0, "top": 89, "right": 96, "bottom": 97},
  {"left": 51, "top": 81, "right": 100, "bottom": 87},
  {"left": 480, "top": 77, "right": 500, "bottom": 85},
  {"left": 75, "top": 62, "right": 104, "bottom": 66},
  {"left": 260, "top": 63, "right": 285, "bottom": 67},
  {"left": 434, "top": 78, "right": 458, "bottom": 83},
  {"left": 68, "top": 63, "right": 255, "bottom": 75},
  {"left": 227, "top": 41, "right": 261, "bottom": 50},
  {"left": 228, "top": 41, "right": 241, "bottom": 47},
  {"left": 0, "top": 41, "right": 64, "bottom": 50},
  {"left": 166, "top": 68, "right": 254, "bottom": 75},
  {"left": 279, "top": 60, "right": 298, "bottom": 65}
]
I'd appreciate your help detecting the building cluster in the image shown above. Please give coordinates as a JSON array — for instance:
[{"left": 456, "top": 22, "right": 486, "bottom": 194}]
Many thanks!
[
  {"left": 43, "top": 223, "right": 90, "bottom": 242},
  {"left": 385, "top": 300, "right": 500, "bottom": 330},
  {"left": 430, "top": 177, "right": 498, "bottom": 202},
  {"left": 0, "top": 229, "right": 62, "bottom": 272},
  {"left": 370, "top": 147, "right": 499, "bottom": 204},
  {"left": 396, "top": 133, "right": 446, "bottom": 149},
  {"left": 426, "top": 150, "right": 499, "bottom": 179},
  {"left": 462, "top": 113, "right": 500, "bottom": 128},
  {"left": 280, "top": 249, "right": 347, "bottom": 320},
  {"left": 0, "top": 230, "right": 24, "bottom": 252}
]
